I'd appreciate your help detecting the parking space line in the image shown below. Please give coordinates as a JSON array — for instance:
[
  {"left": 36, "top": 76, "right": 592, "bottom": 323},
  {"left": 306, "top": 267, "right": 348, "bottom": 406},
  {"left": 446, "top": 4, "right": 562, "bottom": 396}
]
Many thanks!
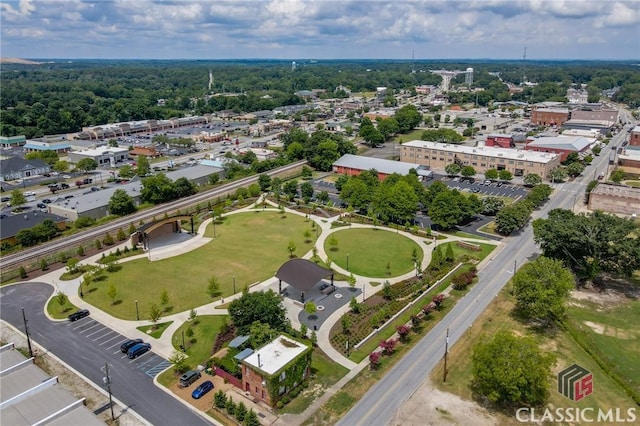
[
  {"left": 129, "top": 351, "right": 153, "bottom": 363},
  {"left": 99, "top": 334, "right": 121, "bottom": 346},
  {"left": 105, "top": 338, "right": 126, "bottom": 349},
  {"left": 85, "top": 326, "right": 108, "bottom": 338},
  {"left": 77, "top": 322, "right": 102, "bottom": 334},
  {"left": 137, "top": 355, "right": 161, "bottom": 369},
  {"left": 93, "top": 330, "right": 116, "bottom": 341},
  {"left": 70, "top": 320, "right": 94, "bottom": 330}
]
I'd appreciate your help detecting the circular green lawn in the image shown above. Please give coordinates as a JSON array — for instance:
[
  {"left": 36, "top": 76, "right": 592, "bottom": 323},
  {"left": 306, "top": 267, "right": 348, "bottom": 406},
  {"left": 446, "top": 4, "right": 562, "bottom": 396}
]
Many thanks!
[
  {"left": 324, "top": 228, "right": 422, "bottom": 278},
  {"left": 83, "top": 211, "right": 318, "bottom": 320}
]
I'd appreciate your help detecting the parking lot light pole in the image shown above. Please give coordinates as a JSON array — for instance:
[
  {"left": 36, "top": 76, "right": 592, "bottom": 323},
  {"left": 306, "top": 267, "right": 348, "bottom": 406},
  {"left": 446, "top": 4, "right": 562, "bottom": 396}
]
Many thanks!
[
  {"left": 135, "top": 300, "right": 139, "bottom": 321},
  {"left": 347, "top": 253, "right": 349, "bottom": 271},
  {"left": 101, "top": 363, "right": 115, "bottom": 421},
  {"left": 21, "top": 307, "right": 33, "bottom": 358},
  {"left": 233, "top": 276, "right": 236, "bottom": 294}
]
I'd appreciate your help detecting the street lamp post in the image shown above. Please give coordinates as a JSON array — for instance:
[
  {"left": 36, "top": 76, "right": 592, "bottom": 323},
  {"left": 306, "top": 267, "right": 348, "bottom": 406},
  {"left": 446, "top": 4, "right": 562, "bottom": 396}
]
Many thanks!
[
  {"left": 101, "top": 362, "right": 115, "bottom": 421},
  {"left": 362, "top": 283, "right": 365, "bottom": 302},
  {"left": 21, "top": 307, "right": 33, "bottom": 358},
  {"left": 233, "top": 276, "right": 236, "bottom": 294},
  {"left": 347, "top": 253, "right": 349, "bottom": 271},
  {"left": 135, "top": 300, "right": 139, "bottom": 321}
]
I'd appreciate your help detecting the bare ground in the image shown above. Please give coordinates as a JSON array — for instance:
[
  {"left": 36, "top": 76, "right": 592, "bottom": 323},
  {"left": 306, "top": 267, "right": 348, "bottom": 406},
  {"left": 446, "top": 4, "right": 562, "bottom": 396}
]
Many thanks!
[{"left": 390, "top": 378, "right": 499, "bottom": 426}]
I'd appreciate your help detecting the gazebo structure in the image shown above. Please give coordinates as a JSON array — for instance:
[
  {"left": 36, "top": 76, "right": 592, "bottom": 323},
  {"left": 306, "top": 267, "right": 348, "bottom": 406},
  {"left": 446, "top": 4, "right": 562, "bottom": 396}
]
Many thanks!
[
  {"left": 132, "top": 215, "right": 194, "bottom": 250},
  {"left": 275, "top": 259, "right": 334, "bottom": 303}
]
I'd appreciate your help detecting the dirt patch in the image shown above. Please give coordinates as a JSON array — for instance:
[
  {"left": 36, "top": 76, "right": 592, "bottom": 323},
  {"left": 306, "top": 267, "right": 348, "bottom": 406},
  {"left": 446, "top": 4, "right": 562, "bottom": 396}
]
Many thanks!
[
  {"left": 583, "top": 321, "right": 633, "bottom": 339},
  {"left": 570, "top": 287, "right": 628, "bottom": 310},
  {"left": 168, "top": 374, "right": 232, "bottom": 413},
  {"left": 391, "top": 378, "right": 499, "bottom": 426},
  {"left": 583, "top": 320, "right": 606, "bottom": 335}
]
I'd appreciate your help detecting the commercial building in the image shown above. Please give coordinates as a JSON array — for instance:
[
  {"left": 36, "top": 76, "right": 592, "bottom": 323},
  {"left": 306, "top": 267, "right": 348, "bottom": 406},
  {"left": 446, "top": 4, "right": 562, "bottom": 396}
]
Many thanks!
[
  {"left": 0, "top": 135, "right": 26, "bottom": 148},
  {"left": 0, "top": 211, "right": 67, "bottom": 245},
  {"left": 67, "top": 147, "right": 130, "bottom": 167},
  {"left": 0, "top": 342, "right": 104, "bottom": 425},
  {"left": 630, "top": 126, "right": 640, "bottom": 148},
  {"left": 588, "top": 183, "right": 640, "bottom": 216},
  {"left": 332, "top": 154, "right": 432, "bottom": 180},
  {"left": 524, "top": 136, "right": 592, "bottom": 162},
  {"left": 400, "top": 140, "right": 561, "bottom": 178},
  {"left": 0, "top": 157, "right": 50, "bottom": 181},
  {"left": 531, "top": 107, "right": 570, "bottom": 126},
  {"left": 23, "top": 136, "right": 72, "bottom": 154},
  {"left": 485, "top": 134, "right": 515, "bottom": 149},
  {"left": 240, "top": 335, "right": 312, "bottom": 407}
]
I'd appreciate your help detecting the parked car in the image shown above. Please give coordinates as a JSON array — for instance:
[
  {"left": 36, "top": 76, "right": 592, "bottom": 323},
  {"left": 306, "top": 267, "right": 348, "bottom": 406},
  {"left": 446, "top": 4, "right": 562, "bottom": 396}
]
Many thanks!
[
  {"left": 191, "top": 380, "right": 214, "bottom": 399},
  {"left": 36, "top": 203, "right": 47, "bottom": 209},
  {"left": 180, "top": 370, "right": 202, "bottom": 387},
  {"left": 0, "top": 196, "right": 10, "bottom": 202},
  {"left": 483, "top": 180, "right": 492, "bottom": 186},
  {"left": 90, "top": 186, "right": 100, "bottom": 192},
  {"left": 68, "top": 309, "right": 90, "bottom": 322},
  {"left": 62, "top": 175, "right": 71, "bottom": 179},
  {"left": 127, "top": 343, "right": 151, "bottom": 359},
  {"left": 496, "top": 181, "right": 504, "bottom": 187},
  {"left": 42, "top": 199, "right": 52, "bottom": 204},
  {"left": 120, "top": 338, "right": 143, "bottom": 354}
]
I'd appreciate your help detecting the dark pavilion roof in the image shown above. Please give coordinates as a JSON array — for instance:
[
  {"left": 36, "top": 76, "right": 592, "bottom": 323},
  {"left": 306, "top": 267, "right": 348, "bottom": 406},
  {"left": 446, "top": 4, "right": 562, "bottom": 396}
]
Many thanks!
[{"left": 275, "top": 259, "right": 333, "bottom": 291}]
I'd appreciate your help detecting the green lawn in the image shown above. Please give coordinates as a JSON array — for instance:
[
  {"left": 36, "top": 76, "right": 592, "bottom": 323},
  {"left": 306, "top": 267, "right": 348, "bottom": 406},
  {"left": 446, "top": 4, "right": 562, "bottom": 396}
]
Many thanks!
[
  {"left": 82, "top": 212, "right": 315, "bottom": 319},
  {"left": 280, "top": 349, "right": 349, "bottom": 414},
  {"left": 324, "top": 228, "right": 422, "bottom": 278},
  {"left": 137, "top": 321, "right": 173, "bottom": 339},
  {"left": 171, "top": 315, "right": 229, "bottom": 367},
  {"left": 46, "top": 295, "right": 79, "bottom": 319}
]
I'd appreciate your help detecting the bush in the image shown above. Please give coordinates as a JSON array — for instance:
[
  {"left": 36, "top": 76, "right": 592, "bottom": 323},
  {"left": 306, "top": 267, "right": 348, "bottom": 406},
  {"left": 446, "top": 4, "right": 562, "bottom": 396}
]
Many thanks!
[
  {"left": 19, "top": 266, "right": 27, "bottom": 279},
  {"left": 225, "top": 399, "right": 236, "bottom": 415},
  {"left": 276, "top": 401, "right": 283, "bottom": 409},
  {"left": 369, "top": 352, "right": 381, "bottom": 369},
  {"left": 281, "top": 395, "right": 291, "bottom": 405}
]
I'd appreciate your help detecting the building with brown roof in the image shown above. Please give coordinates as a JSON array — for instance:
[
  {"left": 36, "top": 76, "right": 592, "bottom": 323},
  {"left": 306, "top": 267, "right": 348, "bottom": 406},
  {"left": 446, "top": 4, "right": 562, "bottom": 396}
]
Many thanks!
[{"left": 588, "top": 183, "right": 640, "bottom": 216}]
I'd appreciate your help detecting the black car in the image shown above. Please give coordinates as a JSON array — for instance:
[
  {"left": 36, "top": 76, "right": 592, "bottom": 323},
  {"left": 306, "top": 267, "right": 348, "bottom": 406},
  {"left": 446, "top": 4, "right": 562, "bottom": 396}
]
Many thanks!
[
  {"left": 120, "top": 338, "right": 144, "bottom": 353},
  {"left": 68, "top": 309, "right": 90, "bottom": 322},
  {"left": 42, "top": 199, "right": 52, "bottom": 204},
  {"left": 36, "top": 203, "right": 47, "bottom": 209}
]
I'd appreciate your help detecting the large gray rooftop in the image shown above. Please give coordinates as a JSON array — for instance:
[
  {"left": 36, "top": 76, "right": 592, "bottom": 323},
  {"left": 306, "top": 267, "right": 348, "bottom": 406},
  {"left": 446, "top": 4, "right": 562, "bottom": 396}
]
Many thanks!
[{"left": 333, "top": 154, "right": 424, "bottom": 176}]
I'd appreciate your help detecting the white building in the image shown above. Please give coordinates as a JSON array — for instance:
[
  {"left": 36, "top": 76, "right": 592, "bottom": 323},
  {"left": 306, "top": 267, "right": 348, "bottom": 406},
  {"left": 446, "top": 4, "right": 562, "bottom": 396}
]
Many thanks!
[{"left": 67, "top": 147, "right": 129, "bottom": 167}]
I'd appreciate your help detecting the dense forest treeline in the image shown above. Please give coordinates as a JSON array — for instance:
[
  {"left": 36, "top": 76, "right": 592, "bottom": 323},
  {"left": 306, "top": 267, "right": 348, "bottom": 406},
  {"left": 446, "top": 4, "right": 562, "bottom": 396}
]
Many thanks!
[{"left": 1, "top": 60, "right": 639, "bottom": 138}]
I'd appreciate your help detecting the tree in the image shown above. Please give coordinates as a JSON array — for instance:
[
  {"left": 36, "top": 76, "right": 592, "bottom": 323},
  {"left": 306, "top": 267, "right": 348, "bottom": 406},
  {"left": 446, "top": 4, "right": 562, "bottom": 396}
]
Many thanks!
[
  {"left": 102, "top": 232, "right": 114, "bottom": 246},
  {"left": 228, "top": 290, "right": 289, "bottom": 333},
  {"left": 349, "top": 296, "right": 361, "bottom": 314},
  {"left": 394, "top": 104, "right": 422, "bottom": 132},
  {"left": 9, "top": 189, "right": 26, "bottom": 209},
  {"left": 283, "top": 179, "right": 299, "bottom": 201},
  {"left": 494, "top": 202, "right": 532, "bottom": 235},
  {"left": 533, "top": 209, "right": 640, "bottom": 278},
  {"left": 148, "top": 303, "right": 162, "bottom": 326},
  {"left": 300, "top": 181, "right": 314, "bottom": 202},
  {"left": 107, "top": 282, "right": 118, "bottom": 305},
  {"left": 287, "top": 240, "right": 296, "bottom": 258},
  {"left": 40, "top": 259, "right": 48, "bottom": 271},
  {"left": 444, "top": 163, "right": 461, "bottom": 176},
  {"left": 305, "top": 302, "right": 317, "bottom": 316},
  {"left": 379, "top": 338, "right": 398, "bottom": 355},
  {"left": 316, "top": 190, "right": 329, "bottom": 204},
  {"left": 512, "top": 256, "right": 575, "bottom": 327},
  {"left": 258, "top": 174, "right": 271, "bottom": 192},
  {"left": 549, "top": 167, "right": 568, "bottom": 183},
  {"left": 592, "top": 145, "right": 602, "bottom": 156},
  {"left": 116, "top": 228, "right": 127, "bottom": 241},
  {"left": 244, "top": 409, "right": 260, "bottom": 426},
  {"left": 471, "top": 330, "right": 555, "bottom": 406},
  {"left": 141, "top": 174, "right": 176, "bottom": 204},
  {"left": 359, "top": 124, "right": 384, "bottom": 147},
  {"left": 108, "top": 189, "right": 137, "bottom": 216},
  {"left": 66, "top": 258, "right": 79, "bottom": 274},
  {"left": 610, "top": 169, "right": 625, "bottom": 183},
  {"left": 303, "top": 229, "right": 312, "bottom": 243},
  {"left": 369, "top": 352, "right": 381, "bottom": 369},
  {"left": 498, "top": 169, "right": 513, "bottom": 181},
  {"left": 249, "top": 321, "right": 279, "bottom": 348},
  {"left": 56, "top": 291, "right": 67, "bottom": 308},
  {"left": 136, "top": 154, "right": 151, "bottom": 176},
  {"left": 207, "top": 276, "right": 221, "bottom": 298},
  {"left": 235, "top": 402, "right": 247, "bottom": 422},
  {"left": 168, "top": 351, "right": 188, "bottom": 373},
  {"left": 460, "top": 166, "right": 476, "bottom": 178},
  {"left": 377, "top": 117, "right": 399, "bottom": 140},
  {"left": 118, "top": 164, "right": 134, "bottom": 178},
  {"left": 566, "top": 162, "right": 585, "bottom": 177},
  {"left": 75, "top": 158, "right": 98, "bottom": 173},
  {"left": 328, "top": 235, "right": 339, "bottom": 251},
  {"left": 484, "top": 169, "right": 499, "bottom": 181},
  {"left": 174, "top": 177, "right": 197, "bottom": 199},
  {"left": 214, "top": 390, "right": 227, "bottom": 409},
  {"left": 481, "top": 196, "right": 505, "bottom": 216},
  {"left": 347, "top": 273, "right": 356, "bottom": 289},
  {"left": 523, "top": 173, "right": 542, "bottom": 187},
  {"left": 301, "top": 165, "right": 313, "bottom": 179},
  {"left": 53, "top": 160, "right": 70, "bottom": 174},
  {"left": 160, "top": 288, "right": 170, "bottom": 309}
]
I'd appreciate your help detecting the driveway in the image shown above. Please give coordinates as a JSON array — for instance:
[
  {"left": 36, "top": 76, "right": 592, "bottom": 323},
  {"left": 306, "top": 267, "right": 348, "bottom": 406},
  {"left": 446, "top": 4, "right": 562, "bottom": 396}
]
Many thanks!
[{"left": 0, "top": 283, "right": 212, "bottom": 426}]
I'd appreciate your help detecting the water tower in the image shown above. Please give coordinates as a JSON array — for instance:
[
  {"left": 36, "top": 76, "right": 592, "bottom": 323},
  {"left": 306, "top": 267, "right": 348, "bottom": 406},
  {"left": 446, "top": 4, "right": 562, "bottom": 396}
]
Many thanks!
[
  {"left": 291, "top": 61, "right": 297, "bottom": 71},
  {"left": 465, "top": 68, "right": 474, "bottom": 86}
]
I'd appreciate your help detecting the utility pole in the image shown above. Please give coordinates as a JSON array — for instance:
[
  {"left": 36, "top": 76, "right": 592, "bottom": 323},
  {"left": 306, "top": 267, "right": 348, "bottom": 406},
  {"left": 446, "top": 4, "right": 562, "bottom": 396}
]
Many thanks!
[
  {"left": 443, "top": 328, "right": 449, "bottom": 382},
  {"left": 21, "top": 307, "right": 33, "bottom": 358},
  {"left": 101, "top": 362, "right": 115, "bottom": 421}
]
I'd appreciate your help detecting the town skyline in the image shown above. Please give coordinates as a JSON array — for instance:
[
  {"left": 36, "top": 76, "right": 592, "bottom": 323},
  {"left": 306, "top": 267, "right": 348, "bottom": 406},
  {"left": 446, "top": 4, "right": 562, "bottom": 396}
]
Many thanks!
[{"left": 1, "top": 0, "right": 639, "bottom": 61}]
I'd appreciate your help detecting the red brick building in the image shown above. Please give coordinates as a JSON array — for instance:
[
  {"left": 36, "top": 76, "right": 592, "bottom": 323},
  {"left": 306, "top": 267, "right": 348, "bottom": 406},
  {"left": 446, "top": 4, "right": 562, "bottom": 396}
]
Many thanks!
[
  {"left": 240, "top": 335, "right": 311, "bottom": 407},
  {"left": 485, "top": 134, "right": 515, "bottom": 148},
  {"left": 524, "top": 136, "right": 591, "bottom": 162},
  {"left": 630, "top": 126, "right": 640, "bottom": 148},
  {"left": 531, "top": 107, "right": 569, "bottom": 126}
]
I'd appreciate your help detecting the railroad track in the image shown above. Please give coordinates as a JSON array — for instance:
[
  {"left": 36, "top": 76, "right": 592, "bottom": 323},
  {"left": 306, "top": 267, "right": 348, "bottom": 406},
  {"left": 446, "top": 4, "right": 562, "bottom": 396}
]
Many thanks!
[{"left": 0, "top": 160, "right": 306, "bottom": 272}]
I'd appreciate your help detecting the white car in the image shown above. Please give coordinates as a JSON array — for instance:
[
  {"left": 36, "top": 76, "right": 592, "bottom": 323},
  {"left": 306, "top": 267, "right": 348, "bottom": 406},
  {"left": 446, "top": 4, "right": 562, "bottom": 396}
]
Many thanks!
[{"left": 62, "top": 174, "right": 71, "bottom": 179}]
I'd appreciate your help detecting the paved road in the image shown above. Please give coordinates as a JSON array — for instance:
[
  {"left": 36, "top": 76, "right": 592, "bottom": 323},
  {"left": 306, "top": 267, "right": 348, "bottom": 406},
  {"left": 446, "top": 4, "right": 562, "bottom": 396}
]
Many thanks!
[
  {"left": 0, "top": 283, "right": 212, "bottom": 426},
  {"left": 337, "top": 124, "right": 630, "bottom": 426}
]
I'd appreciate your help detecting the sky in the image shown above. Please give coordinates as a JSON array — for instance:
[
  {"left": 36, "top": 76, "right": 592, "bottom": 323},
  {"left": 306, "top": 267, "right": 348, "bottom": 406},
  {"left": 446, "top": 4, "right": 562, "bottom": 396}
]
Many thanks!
[{"left": 1, "top": 0, "right": 639, "bottom": 60}]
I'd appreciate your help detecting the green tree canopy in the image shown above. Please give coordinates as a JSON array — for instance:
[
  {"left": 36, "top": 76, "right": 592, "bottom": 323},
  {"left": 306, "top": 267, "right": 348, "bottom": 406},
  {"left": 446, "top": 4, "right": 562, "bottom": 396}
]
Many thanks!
[
  {"left": 108, "top": 189, "right": 137, "bottom": 216},
  {"left": 136, "top": 154, "right": 151, "bottom": 176},
  {"left": 394, "top": 104, "right": 422, "bottom": 132},
  {"left": 471, "top": 330, "right": 555, "bottom": 407},
  {"left": 512, "top": 256, "right": 575, "bottom": 326},
  {"left": 523, "top": 173, "right": 542, "bottom": 187},
  {"left": 75, "top": 158, "right": 98, "bottom": 173},
  {"left": 228, "top": 290, "right": 289, "bottom": 334}
]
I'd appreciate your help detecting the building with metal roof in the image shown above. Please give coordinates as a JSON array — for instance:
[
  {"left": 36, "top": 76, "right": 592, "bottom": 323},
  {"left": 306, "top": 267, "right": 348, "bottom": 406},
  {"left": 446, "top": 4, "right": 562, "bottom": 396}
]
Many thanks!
[
  {"left": 332, "top": 154, "right": 432, "bottom": 180},
  {"left": 0, "top": 342, "right": 104, "bottom": 426},
  {"left": 524, "top": 136, "right": 592, "bottom": 162},
  {"left": 0, "top": 210, "right": 67, "bottom": 245},
  {"left": 0, "top": 157, "right": 50, "bottom": 182}
]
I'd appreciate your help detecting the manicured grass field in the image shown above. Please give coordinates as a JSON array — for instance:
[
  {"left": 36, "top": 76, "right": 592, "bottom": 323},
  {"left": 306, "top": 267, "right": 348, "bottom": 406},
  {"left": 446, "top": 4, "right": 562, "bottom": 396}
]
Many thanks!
[
  {"left": 324, "top": 228, "right": 422, "bottom": 277},
  {"left": 46, "top": 295, "right": 79, "bottom": 319},
  {"left": 137, "top": 321, "right": 173, "bottom": 339},
  {"left": 171, "top": 315, "right": 229, "bottom": 367},
  {"left": 83, "top": 212, "right": 315, "bottom": 319}
]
